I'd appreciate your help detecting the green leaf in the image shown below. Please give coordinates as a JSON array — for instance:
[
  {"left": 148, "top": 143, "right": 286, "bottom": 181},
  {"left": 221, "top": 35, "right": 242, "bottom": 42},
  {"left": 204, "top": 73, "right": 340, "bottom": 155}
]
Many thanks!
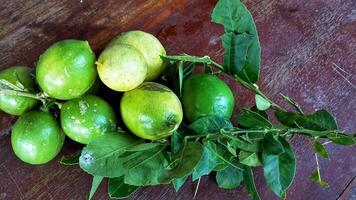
[
  {"left": 226, "top": 141, "right": 238, "bottom": 156},
  {"left": 221, "top": 32, "right": 260, "bottom": 82},
  {"left": 192, "top": 142, "right": 223, "bottom": 181},
  {"left": 189, "top": 115, "right": 233, "bottom": 135},
  {"left": 171, "top": 130, "right": 184, "bottom": 154},
  {"left": 221, "top": 32, "right": 235, "bottom": 74},
  {"left": 124, "top": 151, "right": 169, "bottom": 186},
  {"left": 238, "top": 151, "right": 261, "bottom": 167},
  {"left": 79, "top": 133, "right": 142, "bottom": 177},
  {"left": 216, "top": 160, "right": 243, "bottom": 189},
  {"left": 239, "top": 132, "right": 265, "bottom": 144},
  {"left": 14, "top": 83, "right": 25, "bottom": 91},
  {"left": 243, "top": 165, "right": 261, "bottom": 200},
  {"left": 79, "top": 133, "right": 141, "bottom": 177},
  {"left": 172, "top": 177, "right": 188, "bottom": 192},
  {"left": 212, "top": 0, "right": 260, "bottom": 83},
  {"left": 237, "top": 109, "right": 272, "bottom": 128},
  {"left": 234, "top": 33, "right": 259, "bottom": 83},
  {"left": 183, "top": 63, "right": 196, "bottom": 79},
  {"left": 88, "top": 176, "right": 103, "bottom": 200},
  {"left": 207, "top": 142, "right": 242, "bottom": 171},
  {"left": 162, "top": 142, "right": 203, "bottom": 181},
  {"left": 308, "top": 169, "right": 329, "bottom": 188},
  {"left": 313, "top": 140, "right": 329, "bottom": 160},
  {"left": 0, "top": 79, "right": 24, "bottom": 91},
  {"left": 212, "top": 0, "right": 255, "bottom": 33},
  {"left": 122, "top": 146, "right": 166, "bottom": 172},
  {"left": 221, "top": 128, "right": 265, "bottom": 153},
  {"left": 251, "top": 106, "right": 268, "bottom": 119},
  {"left": 319, "top": 181, "right": 330, "bottom": 187},
  {"left": 228, "top": 138, "right": 261, "bottom": 152},
  {"left": 327, "top": 133, "right": 356, "bottom": 146},
  {"left": 178, "top": 61, "right": 183, "bottom": 97},
  {"left": 308, "top": 169, "right": 319, "bottom": 182},
  {"left": 171, "top": 126, "right": 195, "bottom": 190},
  {"left": 275, "top": 109, "right": 338, "bottom": 132},
  {"left": 222, "top": 33, "right": 255, "bottom": 76},
  {"left": 60, "top": 154, "right": 80, "bottom": 165},
  {"left": 263, "top": 133, "right": 285, "bottom": 155},
  {"left": 255, "top": 94, "right": 271, "bottom": 111},
  {"left": 262, "top": 136, "right": 296, "bottom": 197},
  {"left": 108, "top": 177, "right": 139, "bottom": 199},
  {"left": 125, "top": 143, "right": 162, "bottom": 152}
]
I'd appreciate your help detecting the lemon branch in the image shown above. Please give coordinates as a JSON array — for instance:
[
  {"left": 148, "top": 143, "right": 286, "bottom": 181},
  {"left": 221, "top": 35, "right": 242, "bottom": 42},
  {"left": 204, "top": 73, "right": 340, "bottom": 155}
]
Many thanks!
[
  {"left": 0, "top": 78, "right": 60, "bottom": 109},
  {"left": 162, "top": 54, "right": 284, "bottom": 111}
]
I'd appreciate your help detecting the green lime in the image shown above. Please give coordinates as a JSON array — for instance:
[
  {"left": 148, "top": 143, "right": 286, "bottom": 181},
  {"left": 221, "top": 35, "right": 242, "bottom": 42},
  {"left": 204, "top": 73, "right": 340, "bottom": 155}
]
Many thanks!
[
  {"left": 182, "top": 73, "right": 235, "bottom": 122},
  {"left": 11, "top": 111, "right": 65, "bottom": 165},
  {"left": 36, "top": 39, "right": 96, "bottom": 100},
  {"left": 97, "top": 44, "right": 147, "bottom": 92},
  {"left": 120, "top": 82, "right": 183, "bottom": 140},
  {"left": 0, "top": 66, "right": 38, "bottom": 115},
  {"left": 60, "top": 95, "right": 117, "bottom": 144},
  {"left": 108, "top": 30, "right": 166, "bottom": 81}
]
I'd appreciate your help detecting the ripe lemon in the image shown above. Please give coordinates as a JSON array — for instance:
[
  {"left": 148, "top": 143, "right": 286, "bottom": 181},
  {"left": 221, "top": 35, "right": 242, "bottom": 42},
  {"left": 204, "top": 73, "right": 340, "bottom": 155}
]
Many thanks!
[
  {"left": 97, "top": 44, "right": 147, "bottom": 92},
  {"left": 108, "top": 30, "right": 166, "bottom": 81}
]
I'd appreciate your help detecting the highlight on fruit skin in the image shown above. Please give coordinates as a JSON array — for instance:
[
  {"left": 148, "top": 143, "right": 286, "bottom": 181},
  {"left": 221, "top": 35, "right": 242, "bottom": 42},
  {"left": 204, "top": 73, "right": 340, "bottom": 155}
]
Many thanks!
[
  {"left": 120, "top": 82, "right": 183, "bottom": 140},
  {"left": 0, "top": 66, "right": 38, "bottom": 116},
  {"left": 96, "top": 44, "right": 147, "bottom": 92},
  {"left": 108, "top": 30, "right": 166, "bottom": 81},
  {"left": 36, "top": 39, "right": 97, "bottom": 100}
]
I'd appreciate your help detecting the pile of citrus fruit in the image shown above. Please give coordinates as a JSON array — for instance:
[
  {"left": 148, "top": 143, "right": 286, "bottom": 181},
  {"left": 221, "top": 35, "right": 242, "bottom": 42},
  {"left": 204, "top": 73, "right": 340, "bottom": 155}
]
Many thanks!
[
  {"left": 2, "top": 0, "right": 355, "bottom": 199},
  {"left": 0, "top": 30, "right": 234, "bottom": 165}
]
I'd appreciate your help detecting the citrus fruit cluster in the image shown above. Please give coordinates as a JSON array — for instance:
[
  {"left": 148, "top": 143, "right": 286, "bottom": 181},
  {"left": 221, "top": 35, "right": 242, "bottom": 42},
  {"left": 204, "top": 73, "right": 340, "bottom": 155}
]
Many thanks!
[
  {"left": 1, "top": 1, "right": 355, "bottom": 199},
  {"left": 0, "top": 30, "right": 234, "bottom": 165}
]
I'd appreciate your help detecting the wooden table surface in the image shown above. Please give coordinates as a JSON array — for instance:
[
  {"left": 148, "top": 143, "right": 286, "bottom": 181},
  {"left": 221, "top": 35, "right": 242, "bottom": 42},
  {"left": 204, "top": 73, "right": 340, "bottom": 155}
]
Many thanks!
[{"left": 0, "top": 0, "right": 355, "bottom": 199}]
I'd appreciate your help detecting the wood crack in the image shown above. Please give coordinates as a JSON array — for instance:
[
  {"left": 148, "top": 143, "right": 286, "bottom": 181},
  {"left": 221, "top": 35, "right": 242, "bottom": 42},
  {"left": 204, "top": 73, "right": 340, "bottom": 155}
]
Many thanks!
[{"left": 336, "top": 174, "right": 356, "bottom": 200}]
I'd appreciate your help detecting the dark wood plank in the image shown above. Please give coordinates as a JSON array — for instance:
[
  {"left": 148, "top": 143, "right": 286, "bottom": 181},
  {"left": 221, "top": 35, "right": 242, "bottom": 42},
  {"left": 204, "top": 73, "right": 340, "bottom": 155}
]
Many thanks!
[
  {"left": 0, "top": 0, "right": 355, "bottom": 200},
  {"left": 338, "top": 177, "right": 356, "bottom": 200}
]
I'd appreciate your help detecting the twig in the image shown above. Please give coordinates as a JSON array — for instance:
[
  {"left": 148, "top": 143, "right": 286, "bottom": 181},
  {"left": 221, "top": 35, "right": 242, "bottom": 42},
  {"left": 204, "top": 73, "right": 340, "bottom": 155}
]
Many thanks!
[
  {"left": 193, "top": 178, "right": 201, "bottom": 200},
  {"left": 322, "top": 141, "right": 332, "bottom": 146},
  {"left": 315, "top": 153, "right": 322, "bottom": 182}
]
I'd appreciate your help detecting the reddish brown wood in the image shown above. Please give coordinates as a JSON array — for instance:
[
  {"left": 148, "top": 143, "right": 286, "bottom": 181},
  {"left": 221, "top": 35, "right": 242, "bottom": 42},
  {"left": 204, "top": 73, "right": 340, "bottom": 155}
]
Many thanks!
[
  {"left": 338, "top": 177, "right": 356, "bottom": 200},
  {"left": 0, "top": 0, "right": 355, "bottom": 199}
]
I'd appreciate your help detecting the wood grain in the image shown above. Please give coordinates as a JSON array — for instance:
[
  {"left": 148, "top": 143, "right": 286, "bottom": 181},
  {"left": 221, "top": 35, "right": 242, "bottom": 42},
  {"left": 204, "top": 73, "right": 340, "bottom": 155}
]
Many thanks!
[
  {"left": 338, "top": 177, "right": 356, "bottom": 200},
  {"left": 0, "top": 0, "right": 355, "bottom": 199}
]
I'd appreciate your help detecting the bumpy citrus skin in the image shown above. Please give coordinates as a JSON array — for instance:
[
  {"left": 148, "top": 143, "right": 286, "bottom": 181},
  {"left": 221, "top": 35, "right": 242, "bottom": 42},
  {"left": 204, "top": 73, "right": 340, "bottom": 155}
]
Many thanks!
[
  {"left": 60, "top": 95, "right": 117, "bottom": 144},
  {"left": 108, "top": 30, "right": 166, "bottom": 81},
  {"left": 11, "top": 111, "right": 65, "bottom": 165},
  {"left": 0, "top": 66, "right": 38, "bottom": 115},
  {"left": 36, "top": 40, "right": 96, "bottom": 100},
  {"left": 182, "top": 73, "right": 235, "bottom": 123},
  {"left": 120, "top": 82, "right": 183, "bottom": 140},
  {"left": 97, "top": 44, "right": 147, "bottom": 92}
]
